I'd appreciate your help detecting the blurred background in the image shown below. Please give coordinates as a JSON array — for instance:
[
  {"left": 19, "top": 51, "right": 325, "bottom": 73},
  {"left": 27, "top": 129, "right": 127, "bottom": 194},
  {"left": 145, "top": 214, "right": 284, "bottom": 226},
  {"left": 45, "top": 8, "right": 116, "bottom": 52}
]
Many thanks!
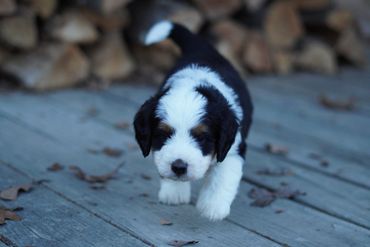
[{"left": 0, "top": 0, "right": 369, "bottom": 91}]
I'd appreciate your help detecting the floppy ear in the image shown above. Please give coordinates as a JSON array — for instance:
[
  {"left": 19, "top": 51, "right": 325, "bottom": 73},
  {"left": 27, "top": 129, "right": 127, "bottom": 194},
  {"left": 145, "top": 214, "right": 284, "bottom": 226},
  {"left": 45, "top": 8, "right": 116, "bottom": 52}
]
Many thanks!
[
  {"left": 216, "top": 110, "right": 238, "bottom": 162},
  {"left": 133, "top": 97, "right": 158, "bottom": 157},
  {"left": 196, "top": 86, "right": 239, "bottom": 162}
]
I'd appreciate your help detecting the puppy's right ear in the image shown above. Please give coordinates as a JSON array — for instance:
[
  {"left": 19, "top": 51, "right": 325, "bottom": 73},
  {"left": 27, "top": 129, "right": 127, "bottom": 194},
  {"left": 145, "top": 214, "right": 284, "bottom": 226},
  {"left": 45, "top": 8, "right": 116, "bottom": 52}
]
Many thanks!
[{"left": 133, "top": 97, "right": 158, "bottom": 157}]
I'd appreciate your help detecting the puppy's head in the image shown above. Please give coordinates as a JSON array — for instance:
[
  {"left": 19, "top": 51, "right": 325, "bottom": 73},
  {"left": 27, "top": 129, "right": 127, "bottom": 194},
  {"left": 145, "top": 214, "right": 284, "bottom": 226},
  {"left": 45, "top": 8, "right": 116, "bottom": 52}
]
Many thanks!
[{"left": 134, "top": 86, "right": 238, "bottom": 181}]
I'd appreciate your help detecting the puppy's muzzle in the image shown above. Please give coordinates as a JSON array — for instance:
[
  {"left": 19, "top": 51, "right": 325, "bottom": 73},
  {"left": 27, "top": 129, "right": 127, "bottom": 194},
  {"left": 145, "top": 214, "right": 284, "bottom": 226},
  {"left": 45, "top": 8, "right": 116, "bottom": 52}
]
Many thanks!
[{"left": 171, "top": 159, "right": 188, "bottom": 177}]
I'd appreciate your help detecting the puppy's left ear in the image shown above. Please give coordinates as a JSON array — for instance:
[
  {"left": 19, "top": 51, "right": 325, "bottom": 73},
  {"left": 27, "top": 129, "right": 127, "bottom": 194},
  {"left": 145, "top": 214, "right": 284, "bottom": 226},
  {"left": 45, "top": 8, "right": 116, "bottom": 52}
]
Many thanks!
[
  {"left": 133, "top": 97, "right": 158, "bottom": 157},
  {"left": 216, "top": 109, "right": 238, "bottom": 162}
]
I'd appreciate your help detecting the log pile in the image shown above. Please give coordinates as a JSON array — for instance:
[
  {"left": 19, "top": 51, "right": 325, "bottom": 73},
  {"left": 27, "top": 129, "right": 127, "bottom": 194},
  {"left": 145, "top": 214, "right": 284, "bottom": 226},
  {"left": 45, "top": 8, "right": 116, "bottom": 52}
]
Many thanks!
[{"left": 0, "top": 0, "right": 368, "bottom": 90}]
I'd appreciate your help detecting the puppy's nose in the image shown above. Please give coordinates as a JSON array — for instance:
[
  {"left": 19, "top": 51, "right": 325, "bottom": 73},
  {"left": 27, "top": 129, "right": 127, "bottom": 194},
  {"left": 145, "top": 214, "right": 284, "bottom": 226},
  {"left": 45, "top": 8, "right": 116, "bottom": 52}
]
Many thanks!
[{"left": 171, "top": 159, "right": 188, "bottom": 177}]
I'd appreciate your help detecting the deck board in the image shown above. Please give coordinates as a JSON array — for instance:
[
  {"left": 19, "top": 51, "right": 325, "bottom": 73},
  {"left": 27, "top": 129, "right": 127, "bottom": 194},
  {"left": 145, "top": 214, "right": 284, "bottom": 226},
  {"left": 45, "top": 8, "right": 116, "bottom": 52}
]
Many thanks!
[
  {"left": 1, "top": 70, "right": 370, "bottom": 246},
  {"left": 0, "top": 163, "right": 145, "bottom": 247}
]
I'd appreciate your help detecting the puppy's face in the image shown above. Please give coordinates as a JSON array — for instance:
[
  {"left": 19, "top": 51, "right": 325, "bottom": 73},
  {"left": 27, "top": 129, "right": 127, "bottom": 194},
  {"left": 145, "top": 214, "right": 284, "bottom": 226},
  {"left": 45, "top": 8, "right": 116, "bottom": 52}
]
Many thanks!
[{"left": 134, "top": 86, "right": 238, "bottom": 181}]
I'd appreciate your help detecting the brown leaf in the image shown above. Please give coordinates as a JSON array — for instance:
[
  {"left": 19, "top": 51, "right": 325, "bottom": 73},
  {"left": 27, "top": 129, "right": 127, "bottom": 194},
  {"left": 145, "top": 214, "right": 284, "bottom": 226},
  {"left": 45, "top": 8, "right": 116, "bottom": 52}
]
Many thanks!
[
  {"left": 256, "top": 168, "right": 294, "bottom": 176},
  {"left": 160, "top": 219, "right": 173, "bottom": 225},
  {"left": 248, "top": 186, "right": 306, "bottom": 207},
  {"left": 168, "top": 240, "right": 199, "bottom": 247},
  {"left": 102, "top": 147, "right": 123, "bottom": 157},
  {"left": 0, "top": 183, "right": 33, "bottom": 201},
  {"left": 275, "top": 209, "right": 284, "bottom": 214},
  {"left": 47, "top": 162, "right": 64, "bottom": 172},
  {"left": 69, "top": 162, "right": 124, "bottom": 184},
  {"left": 0, "top": 208, "right": 22, "bottom": 225},
  {"left": 319, "top": 95, "right": 355, "bottom": 111},
  {"left": 141, "top": 174, "right": 151, "bottom": 180},
  {"left": 264, "top": 143, "right": 288, "bottom": 155},
  {"left": 114, "top": 122, "right": 130, "bottom": 130},
  {"left": 248, "top": 187, "right": 276, "bottom": 207},
  {"left": 275, "top": 186, "right": 306, "bottom": 199}
]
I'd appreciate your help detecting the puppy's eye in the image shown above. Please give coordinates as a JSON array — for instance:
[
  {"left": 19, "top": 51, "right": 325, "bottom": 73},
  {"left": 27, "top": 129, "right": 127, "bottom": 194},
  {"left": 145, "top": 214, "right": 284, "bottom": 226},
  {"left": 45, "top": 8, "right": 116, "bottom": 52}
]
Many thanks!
[
  {"left": 191, "top": 124, "right": 209, "bottom": 137},
  {"left": 157, "top": 122, "right": 174, "bottom": 136}
]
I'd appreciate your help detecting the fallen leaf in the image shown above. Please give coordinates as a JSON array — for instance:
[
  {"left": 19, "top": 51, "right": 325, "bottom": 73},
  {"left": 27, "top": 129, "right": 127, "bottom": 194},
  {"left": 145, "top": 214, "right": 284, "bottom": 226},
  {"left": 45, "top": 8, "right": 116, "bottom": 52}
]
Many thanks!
[
  {"left": 264, "top": 143, "right": 288, "bottom": 156},
  {"left": 248, "top": 188, "right": 276, "bottom": 207},
  {"left": 114, "top": 122, "right": 130, "bottom": 130},
  {"left": 0, "top": 208, "right": 22, "bottom": 225},
  {"left": 275, "top": 209, "right": 284, "bottom": 214},
  {"left": 168, "top": 240, "right": 199, "bottom": 247},
  {"left": 160, "top": 219, "right": 173, "bottom": 225},
  {"left": 248, "top": 186, "right": 306, "bottom": 207},
  {"left": 256, "top": 168, "right": 294, "bottom": 176},
  {"left": 0, "top": 183, "right": 33, "bottom": 201},
  {"left": 102, "top": 147, "right": 123, "bottom": 158},
  {"left": 319, "top": 95, "right": 355, "bottom": 111},
  {"left": 69, "top": 162, "right": 124, "bottom": 184},
  {"left": 141, "top": 174, "right": 151, "bottom": 180},
  {"left": 275, "top": 186, "right": 306, "bottom": 199},
  {"left": 47, "top": 162, "right": 64, "bottom": 172},
  {"left": 307, "top": 153, "right": 330, "bottom": 168}
]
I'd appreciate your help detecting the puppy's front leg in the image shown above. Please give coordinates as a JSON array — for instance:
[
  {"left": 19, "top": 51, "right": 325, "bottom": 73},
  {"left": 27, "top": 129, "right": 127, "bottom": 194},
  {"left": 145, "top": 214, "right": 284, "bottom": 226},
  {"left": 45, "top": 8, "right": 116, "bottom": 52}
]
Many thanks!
[
  {"left": 196, "top": 154, "right": 243, "bottom": 221},
  {"left": 159, "top": 179, "right": 191, "bottom": 205}
]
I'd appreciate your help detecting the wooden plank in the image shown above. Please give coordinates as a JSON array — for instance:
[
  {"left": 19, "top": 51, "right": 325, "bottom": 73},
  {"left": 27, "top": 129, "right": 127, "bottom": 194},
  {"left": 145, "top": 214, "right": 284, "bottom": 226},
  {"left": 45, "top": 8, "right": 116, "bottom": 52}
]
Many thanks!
[
  {"left": 249, "top": 71, "right": 370, "bottom": 113},
  {"left": 0, "top": 105, "right": 277, "bottom": 246},
  {"left": 2, "top": 90, "right": 367, "bottom": 243},
  {"left": 103, "top": 85, "right": 370, "bottom": 188},
  {"left": 0, "top": 164, "right": 145, "bottom": 247},
  {"left": 1, "top": 110, "right": 370, "bottom": 247},
  {"left": 41, "top": 89, "right": 370, "bottom": 228}
]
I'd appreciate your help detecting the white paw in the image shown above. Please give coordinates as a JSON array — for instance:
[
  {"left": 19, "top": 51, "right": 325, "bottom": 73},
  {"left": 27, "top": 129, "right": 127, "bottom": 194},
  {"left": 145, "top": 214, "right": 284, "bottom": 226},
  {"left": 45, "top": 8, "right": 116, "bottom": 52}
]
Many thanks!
[
  {"left": 196, "top": 196, "right": 230, "bottom": 221},
  {"left": 158, "top": 180, "right": 190, "bottom": 205}
]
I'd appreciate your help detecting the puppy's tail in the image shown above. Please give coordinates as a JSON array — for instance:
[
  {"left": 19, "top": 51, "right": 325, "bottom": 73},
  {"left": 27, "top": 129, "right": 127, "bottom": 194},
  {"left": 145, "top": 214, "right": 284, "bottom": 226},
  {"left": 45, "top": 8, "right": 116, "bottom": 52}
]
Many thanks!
[{"left": 144, "top": 20, "right": 212, "bottom": 55}]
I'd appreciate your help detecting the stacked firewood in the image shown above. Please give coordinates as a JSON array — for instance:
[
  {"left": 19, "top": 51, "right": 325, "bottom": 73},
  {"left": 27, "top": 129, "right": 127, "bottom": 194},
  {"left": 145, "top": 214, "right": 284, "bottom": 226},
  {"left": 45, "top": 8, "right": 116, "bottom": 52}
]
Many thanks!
[{"left": 0, "top": 0, "right": 368, "bottom": 90}]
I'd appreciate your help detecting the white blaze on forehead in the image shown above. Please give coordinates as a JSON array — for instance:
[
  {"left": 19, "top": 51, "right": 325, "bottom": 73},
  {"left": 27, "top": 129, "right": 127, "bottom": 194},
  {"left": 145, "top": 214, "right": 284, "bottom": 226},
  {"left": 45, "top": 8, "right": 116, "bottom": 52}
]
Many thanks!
[
  {"left": 164, "top": 64, "right": 243, "bottom": 122},
  {"left": 156, "top": 81, "right": 207, "bottom": 129}
]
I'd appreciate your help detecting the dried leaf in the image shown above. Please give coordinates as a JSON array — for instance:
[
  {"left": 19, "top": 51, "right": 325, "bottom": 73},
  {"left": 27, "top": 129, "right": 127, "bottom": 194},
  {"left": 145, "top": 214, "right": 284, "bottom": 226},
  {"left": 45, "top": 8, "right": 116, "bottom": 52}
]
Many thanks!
[
  {"left": 248, "top": 187, "right": 276, "bottom": 207},
  {"left": 102, "top": 147, "right": 123, "bottom": 157},
  {"left": 114, "top": 122, "right": 130, "bottom": 130},
  {"left": 168, "top": 240, "right": 199, "bottom": 247},
  {"left": 307, "top": 153, "right": 330, "bottom": 168},
  {"left": 275, "top": 209, "right": 284, "bottom": 214},
  {"left": 141, "top": 174, "right": 151, "bottom": 180},
  {"left": 264, "top": 143, "right": 288, "bottom": 155},
  {"left": 248, "top": 186, "right": 306, "bottom": 207},
  {"left": 0, "top": 183, "right": 33, "bottom": 201},
  {"left": 319, "top": 95, "right": 355, "bottom": 111},
  {"left": 69, "top": 162, "right": 124, "bottom": 184},
  {"left": 47, "top": 162, "right": 64, "bottom": 172},
  {"left": 256, "top": 168, "right": 294, "bottom": 176},
  {"left": 275, "top": 186, "right": 306, "bottom": 199},
  {"left": 160, "top": 219, "right": 173, "bottom": 225},
  {"left": 0, "top": 208, "right": 22, "bottom": 224}
]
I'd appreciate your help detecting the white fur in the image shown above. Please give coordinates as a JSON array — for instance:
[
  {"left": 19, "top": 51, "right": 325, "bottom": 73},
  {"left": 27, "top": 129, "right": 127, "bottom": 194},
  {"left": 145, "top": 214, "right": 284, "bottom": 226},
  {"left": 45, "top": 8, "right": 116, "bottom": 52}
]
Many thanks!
[
  {"left": 196, "top": 133, "right": 243, "bottom": 221},
  {"left": 154, "top": 84, "right": 212, "bottom": 180},
  {"left": 164, "top": 65, "right": 243, "bottom": 122},
  {"left": 144, "top": 21, "right": 173, "bottom": 45},
  {"left": 159, "top": 179, "right": 191, "bottom": 204},
  {"left": 153, "top": 64, "right": 244, "bottom": 221}
]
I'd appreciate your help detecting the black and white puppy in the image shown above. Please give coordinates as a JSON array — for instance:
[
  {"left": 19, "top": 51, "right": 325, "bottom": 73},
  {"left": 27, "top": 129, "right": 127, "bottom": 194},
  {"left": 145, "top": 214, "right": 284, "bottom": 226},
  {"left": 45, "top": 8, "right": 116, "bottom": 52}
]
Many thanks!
[{"left": 134, "top": 21, "right": 253, "bottom": 221}]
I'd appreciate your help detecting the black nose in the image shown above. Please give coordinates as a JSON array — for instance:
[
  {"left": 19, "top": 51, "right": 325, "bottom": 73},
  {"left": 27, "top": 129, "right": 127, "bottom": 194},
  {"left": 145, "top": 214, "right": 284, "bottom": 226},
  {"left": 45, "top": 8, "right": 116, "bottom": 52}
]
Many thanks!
[{"left": 171, "top": 159, "right": 188, "bottom": 177}]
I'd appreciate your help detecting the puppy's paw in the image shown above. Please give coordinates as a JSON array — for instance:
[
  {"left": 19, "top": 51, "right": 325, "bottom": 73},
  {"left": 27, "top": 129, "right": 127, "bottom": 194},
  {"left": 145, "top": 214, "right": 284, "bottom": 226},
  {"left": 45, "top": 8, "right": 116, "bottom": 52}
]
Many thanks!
[
  {"left": 196, "top": 196, "right": 230, "bottom": 221},
  {"left": 158, "top": 180, "right": 190, "bottom": 205}
]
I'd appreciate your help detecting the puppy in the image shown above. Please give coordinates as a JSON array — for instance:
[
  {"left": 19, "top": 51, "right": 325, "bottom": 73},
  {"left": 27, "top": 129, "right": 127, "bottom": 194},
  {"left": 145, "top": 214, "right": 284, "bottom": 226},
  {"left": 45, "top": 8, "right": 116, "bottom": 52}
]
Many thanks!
[{"left": 134, "top": 21, "right": 253, "bottom": 221}]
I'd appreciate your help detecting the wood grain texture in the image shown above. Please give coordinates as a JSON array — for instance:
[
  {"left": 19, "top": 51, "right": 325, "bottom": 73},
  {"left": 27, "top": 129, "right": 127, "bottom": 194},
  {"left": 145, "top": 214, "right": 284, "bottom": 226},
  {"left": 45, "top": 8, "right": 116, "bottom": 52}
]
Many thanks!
[
  {"left": 0, "top": 164, "right": 145, "bottom": 247},
  {"left": 0, "top": 103, "right": 276, "bottom": 246},
  {"left": 1, "top": 86, "right": 369, "bottom": 246}
]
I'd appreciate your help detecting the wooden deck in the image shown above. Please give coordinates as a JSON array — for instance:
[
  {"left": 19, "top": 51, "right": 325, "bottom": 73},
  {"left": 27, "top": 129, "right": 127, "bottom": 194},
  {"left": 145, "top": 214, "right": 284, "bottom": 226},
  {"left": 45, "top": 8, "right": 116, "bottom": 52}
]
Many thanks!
[{"left": 0, "top": 69, "right": 370, "bottom": 247}]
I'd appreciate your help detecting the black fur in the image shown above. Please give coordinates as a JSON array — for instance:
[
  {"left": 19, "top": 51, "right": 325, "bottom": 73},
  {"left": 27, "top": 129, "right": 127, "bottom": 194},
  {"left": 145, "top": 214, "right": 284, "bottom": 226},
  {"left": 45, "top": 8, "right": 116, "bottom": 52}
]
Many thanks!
[
  {"left": 196, "top": 86, "right": 239, "bottom": 162},
  {"left": 133, "top": 89, "right": 169, "bottom": 157}
]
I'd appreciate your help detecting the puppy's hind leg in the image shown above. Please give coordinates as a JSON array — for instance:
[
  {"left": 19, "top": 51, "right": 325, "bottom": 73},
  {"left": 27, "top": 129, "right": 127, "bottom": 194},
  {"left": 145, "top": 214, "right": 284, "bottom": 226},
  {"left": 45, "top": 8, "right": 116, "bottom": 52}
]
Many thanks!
[
  {"left": 196, "top": 154, "right": 243, "bottom": 221},
  {"left": 158, "top": 179, "right": 191, "bottom": 205}
]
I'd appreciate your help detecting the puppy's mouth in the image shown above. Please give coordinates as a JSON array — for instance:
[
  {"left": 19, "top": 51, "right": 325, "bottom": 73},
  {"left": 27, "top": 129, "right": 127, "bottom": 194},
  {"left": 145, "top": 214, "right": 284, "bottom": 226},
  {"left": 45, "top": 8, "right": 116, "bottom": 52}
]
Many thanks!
[{"left": 159, "top": 174, "right": 195, "bottom": 182}]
